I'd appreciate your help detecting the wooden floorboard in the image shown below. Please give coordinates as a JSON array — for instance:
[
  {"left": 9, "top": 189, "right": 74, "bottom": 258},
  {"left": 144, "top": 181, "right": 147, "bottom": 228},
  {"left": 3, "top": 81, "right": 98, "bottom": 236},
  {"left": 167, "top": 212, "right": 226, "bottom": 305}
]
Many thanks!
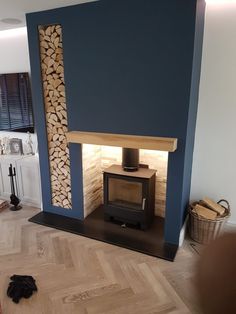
[
  {"left": 0, "top": 206, "right": 203, "bottom": 314},
  {"left": 29, "top": 206, "right": 178, "bottom": 261}
]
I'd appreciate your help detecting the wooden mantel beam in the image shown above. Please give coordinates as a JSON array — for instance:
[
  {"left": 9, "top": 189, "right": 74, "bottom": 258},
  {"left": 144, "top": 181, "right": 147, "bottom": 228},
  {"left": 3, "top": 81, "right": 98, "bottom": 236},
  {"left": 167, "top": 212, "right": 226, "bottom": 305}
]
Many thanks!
[{"left": 66, "top": 131, "right": 177, "bottom": 152}]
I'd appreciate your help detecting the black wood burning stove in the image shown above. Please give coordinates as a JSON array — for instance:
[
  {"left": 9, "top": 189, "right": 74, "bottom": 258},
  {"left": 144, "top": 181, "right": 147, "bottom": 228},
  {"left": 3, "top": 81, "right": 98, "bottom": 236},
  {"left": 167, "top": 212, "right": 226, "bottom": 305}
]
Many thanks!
[{"left": 103, "top": 164, "right": 156, "bottom": 230}]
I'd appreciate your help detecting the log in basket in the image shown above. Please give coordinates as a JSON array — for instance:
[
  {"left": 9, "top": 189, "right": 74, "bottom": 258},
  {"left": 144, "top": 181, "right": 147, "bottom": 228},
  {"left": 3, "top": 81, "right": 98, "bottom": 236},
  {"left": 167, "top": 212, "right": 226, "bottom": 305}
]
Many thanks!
[{"left": 188, "top": 199, "right": 230, "bottom": 244}]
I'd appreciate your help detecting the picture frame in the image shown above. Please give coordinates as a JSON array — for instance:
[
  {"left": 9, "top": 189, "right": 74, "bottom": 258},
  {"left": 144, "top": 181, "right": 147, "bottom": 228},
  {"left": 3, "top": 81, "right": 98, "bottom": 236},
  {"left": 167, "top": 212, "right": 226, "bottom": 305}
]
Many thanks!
[{"left": 9, "top": 138, "right": 23, "bottom": 155}]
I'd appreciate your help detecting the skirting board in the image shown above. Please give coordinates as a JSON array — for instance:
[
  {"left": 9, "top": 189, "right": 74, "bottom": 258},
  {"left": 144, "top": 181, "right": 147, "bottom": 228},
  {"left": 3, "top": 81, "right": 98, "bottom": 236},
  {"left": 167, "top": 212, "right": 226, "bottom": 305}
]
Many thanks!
[
  {"left": 179, "top": 215, "right": 188, "bottom": 247},
  {"left": 29, "top": 205, "right": 178, "bottom": 261}
]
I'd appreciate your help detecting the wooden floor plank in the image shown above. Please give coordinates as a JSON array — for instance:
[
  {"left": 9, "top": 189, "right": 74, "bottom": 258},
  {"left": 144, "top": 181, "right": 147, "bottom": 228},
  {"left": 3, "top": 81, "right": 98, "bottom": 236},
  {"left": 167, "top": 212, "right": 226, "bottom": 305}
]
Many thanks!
[{"left": 0, "top": 206, "right": 202, "bottom": 313}]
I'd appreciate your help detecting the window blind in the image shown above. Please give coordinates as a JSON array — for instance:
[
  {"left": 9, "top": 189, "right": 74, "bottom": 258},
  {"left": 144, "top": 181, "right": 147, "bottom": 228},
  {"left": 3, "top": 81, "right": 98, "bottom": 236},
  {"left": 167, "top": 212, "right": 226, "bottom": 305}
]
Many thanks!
[{"left": 0, "top": 73, "right": 34, "bottom": 131}]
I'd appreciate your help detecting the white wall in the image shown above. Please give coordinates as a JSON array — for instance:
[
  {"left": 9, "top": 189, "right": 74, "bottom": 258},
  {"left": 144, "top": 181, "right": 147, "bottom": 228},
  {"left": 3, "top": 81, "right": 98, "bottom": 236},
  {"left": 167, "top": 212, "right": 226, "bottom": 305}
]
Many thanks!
[
  {"left": 191, "top": 3, "right": 236, "bottom": 223},
  {"left": 0, "top": 27, "right": 30, "bottom": 74}
]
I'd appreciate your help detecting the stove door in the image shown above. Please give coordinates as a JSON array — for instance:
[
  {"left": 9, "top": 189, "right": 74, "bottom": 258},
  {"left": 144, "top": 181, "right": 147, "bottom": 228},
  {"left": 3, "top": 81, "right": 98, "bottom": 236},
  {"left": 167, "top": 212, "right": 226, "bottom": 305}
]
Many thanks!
[{"left": 106, "top": 176, "right": 146, "bottom": 211}]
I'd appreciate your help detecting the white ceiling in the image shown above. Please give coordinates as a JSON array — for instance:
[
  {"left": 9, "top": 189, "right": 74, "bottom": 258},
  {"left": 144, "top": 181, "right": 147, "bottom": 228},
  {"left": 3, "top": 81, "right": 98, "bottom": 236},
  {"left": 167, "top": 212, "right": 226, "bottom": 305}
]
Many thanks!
[{"left": 0, "top": 0, "right": 96, "bottom": 31}]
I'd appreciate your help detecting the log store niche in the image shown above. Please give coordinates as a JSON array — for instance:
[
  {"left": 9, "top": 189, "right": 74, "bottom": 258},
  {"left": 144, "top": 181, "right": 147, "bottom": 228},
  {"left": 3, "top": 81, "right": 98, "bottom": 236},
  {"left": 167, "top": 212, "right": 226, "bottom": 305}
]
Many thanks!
[
  {"left": 38, "top": 24, "right": 72, "bottom": 209},
  {"left": 103, "top": 149, "right": 156, "bottom": 230}
]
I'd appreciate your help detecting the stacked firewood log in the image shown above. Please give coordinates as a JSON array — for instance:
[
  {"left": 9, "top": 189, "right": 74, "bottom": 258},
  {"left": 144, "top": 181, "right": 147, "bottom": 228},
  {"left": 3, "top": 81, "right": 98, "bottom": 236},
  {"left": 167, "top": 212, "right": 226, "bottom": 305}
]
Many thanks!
[
  {"left": 191, "top": 197, "right": 226, "bottom": 220},
  {"left": 39, "top": 25, "right": 71, "bottom": 209}
]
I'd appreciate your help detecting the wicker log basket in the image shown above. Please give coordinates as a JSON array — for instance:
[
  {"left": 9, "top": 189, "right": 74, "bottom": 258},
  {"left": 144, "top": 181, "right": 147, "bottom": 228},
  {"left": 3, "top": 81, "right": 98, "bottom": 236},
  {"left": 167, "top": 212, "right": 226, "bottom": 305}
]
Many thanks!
[{"left": 188, "top": 199, "right": 230, "bottom": 244}]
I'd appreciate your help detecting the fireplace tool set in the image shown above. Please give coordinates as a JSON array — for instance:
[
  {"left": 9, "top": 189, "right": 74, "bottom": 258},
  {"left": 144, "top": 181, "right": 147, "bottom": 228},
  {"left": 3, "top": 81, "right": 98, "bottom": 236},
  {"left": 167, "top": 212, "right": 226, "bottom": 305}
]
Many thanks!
[{"left": 8, "top": 164, "right": 22, "bottom": 211}]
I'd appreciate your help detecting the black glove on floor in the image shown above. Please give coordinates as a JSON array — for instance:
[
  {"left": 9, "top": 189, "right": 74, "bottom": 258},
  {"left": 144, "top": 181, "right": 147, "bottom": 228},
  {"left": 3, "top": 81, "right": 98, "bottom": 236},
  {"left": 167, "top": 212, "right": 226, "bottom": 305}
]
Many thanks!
[{"left": 7, "top": 275, "right": 38, "bottom": 303}]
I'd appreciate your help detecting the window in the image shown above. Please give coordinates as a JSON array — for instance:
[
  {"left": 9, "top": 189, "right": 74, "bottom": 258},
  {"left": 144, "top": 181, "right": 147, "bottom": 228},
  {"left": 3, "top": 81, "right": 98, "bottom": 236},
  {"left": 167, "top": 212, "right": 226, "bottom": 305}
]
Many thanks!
[{"left": 0, "top": 73, "right": 34, "bottom": 132}]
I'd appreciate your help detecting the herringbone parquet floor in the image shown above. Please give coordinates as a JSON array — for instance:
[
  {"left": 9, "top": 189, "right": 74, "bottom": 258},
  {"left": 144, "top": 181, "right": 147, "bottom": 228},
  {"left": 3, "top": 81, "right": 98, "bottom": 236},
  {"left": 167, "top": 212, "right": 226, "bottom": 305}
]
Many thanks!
[{"left": 0, "top": 207, "right": 202, "bottom": 314}]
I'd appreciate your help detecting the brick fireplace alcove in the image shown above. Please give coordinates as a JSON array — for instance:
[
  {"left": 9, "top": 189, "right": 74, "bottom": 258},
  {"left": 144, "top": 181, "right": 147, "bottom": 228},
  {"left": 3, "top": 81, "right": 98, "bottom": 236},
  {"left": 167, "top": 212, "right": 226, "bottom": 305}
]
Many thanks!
[
  {"left": 82, "top": 144, "right": 168, "bottom": 219},
  {"left": 27, "top": 0, "right": 205, "bottom": 261},
  {"left": 67, "top": 131, "right": 176, "bottom": 218}
]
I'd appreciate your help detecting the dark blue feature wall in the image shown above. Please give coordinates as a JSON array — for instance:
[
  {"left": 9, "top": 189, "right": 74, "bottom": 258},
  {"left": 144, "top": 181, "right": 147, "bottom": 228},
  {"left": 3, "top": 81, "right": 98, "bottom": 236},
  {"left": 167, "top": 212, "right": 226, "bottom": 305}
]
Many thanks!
[
  {"left": 64, "top": 0, "right": 195, "bottom": 137},
  {"left": 26, "top": 0, "right": 205, "bottom": 244}
]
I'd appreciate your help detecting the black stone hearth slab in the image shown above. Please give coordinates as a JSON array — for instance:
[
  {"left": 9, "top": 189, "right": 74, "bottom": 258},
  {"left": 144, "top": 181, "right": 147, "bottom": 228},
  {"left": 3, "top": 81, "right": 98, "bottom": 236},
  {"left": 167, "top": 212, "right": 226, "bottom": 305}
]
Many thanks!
[{"left": 29, "top": 206, "right": 178, "bottom": 261}]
